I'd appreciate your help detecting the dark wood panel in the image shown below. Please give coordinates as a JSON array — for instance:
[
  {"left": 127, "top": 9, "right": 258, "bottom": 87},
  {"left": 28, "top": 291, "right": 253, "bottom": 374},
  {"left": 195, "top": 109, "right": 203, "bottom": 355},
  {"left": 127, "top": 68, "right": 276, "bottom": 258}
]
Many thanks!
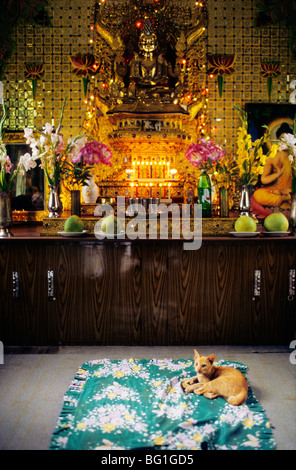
[
  {"left": 140, "top": 242, "right": 168, "bottom": 345},
  {"left": 258, "top": 242, "right": 296, "bottom": 344},
  {"left": 167, "top": 242, "right": 257, "bottom": 345},
  {"left": 46, "top": 242, "right": 84, "bottom": 344},
  {"left": 115, "top": 243, "right": 142, "bottom": 344},
  {"left": 0, "top": 242, "right": 47, "bottom": 344},
  {"left": 1, "top": 237, "right": 295, "bottom": 346},
  {"left": 80, "top": 243, "right": 142, "bottom": 345}
]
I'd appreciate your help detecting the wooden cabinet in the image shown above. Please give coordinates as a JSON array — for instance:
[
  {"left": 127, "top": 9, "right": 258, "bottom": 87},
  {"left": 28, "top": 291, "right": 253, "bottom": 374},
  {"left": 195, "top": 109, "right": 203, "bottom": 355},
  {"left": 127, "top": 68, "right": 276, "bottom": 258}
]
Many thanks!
[{"left": 0, "top": 235, "right": 295, "bottom": 346}]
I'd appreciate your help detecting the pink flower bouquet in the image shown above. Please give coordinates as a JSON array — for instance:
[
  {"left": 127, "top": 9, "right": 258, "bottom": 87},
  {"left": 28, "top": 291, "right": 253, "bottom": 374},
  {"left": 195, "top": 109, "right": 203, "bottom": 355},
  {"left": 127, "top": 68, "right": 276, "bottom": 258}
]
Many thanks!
[
  {"left": 71, "top": 140, "right": 112, "bottom": 167},
  {"left": 185, "top": 138, "right": 226, "bottom": 170}
]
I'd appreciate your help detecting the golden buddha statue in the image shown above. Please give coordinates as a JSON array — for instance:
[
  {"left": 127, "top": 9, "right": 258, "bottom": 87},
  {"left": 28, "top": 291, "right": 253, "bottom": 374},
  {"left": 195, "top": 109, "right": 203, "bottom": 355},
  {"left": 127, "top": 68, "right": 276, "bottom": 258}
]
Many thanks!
[{"left": 128, "top": 18, "right": 175, "bottom": 98}]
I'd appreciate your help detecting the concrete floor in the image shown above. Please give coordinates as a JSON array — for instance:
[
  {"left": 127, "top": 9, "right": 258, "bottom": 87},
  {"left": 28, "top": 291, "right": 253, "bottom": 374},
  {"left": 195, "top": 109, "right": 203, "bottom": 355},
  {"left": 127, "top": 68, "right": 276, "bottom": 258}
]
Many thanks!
[{"left": 0, "top": 345, "right": 295, "bottom": 451}]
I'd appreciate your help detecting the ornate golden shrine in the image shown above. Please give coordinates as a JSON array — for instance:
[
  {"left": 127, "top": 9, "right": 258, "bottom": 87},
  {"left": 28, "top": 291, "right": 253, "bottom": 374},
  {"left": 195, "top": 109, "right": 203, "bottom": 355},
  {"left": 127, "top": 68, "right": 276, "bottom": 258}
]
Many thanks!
[{"left": 82, "top": 0, "right": 209, "bottom": 202}]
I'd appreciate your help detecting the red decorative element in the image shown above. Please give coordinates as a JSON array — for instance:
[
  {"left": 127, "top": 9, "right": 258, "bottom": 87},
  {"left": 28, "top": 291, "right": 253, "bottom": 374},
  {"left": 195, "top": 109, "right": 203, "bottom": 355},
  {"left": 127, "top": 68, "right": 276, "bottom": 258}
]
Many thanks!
[
  {"left": 207, "top": 54, "right": 235, "bottom": 76},
  {"left": 207, "top": 54, "right": 235, "bottom": 97},
  {"left": 260, "top": 62, "right": 280, "bottom": 101},
  {"left": 70, "top": 53, "right": 97, "bottom": 96},
  {"left": 24, "top": 63, "right": 44, "bottom": 98},
  {"left": 70, "top": 53, "right": 97, "bottom": 78},
  {"left": 260, "top": 62, "right": 281, "bottom": 78}
]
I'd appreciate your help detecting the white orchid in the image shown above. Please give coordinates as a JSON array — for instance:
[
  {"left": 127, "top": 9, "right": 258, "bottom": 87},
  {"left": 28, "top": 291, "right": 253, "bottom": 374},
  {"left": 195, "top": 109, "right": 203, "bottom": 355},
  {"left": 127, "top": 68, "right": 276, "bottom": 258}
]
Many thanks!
[{"left": 0, "top": 103, "right": 39, "bottom": 191}]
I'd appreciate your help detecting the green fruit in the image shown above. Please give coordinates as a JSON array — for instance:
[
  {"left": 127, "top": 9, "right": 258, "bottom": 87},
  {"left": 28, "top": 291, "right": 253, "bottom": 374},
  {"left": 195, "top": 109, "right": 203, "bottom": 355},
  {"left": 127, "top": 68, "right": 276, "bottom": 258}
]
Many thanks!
[
  {"left": 101, "top": 215, "right": 122, "bottom": 234},
  {"left": 64, "top": 215, "right": 84, "bottom": 233},
  {"left": 264, "top": 212, "right": 289, "bottom": 232},
  {"left": 235, "top": 215, "right": 257, "bottom": 232}
]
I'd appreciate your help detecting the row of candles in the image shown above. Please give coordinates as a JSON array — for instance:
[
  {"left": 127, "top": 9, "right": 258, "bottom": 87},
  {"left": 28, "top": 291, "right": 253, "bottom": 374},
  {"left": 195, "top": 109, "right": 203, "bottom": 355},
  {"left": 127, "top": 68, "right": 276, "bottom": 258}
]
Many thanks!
[
  {"left": 126, "top": 160, "right": 177, "bottom": 180},
  {"left": 130, "top": 182, "right": 172, "bottom": 199}
]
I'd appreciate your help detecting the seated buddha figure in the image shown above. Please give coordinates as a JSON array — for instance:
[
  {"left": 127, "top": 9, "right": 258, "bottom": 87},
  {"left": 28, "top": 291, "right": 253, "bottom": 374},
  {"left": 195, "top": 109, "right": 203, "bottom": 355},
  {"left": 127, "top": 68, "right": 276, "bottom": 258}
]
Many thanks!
[
  {"left": 252, "top": 123, "right": 292, "bottom": 215},
  {"left": 128, "top": 18, "right": 175, "bottom": 98}
]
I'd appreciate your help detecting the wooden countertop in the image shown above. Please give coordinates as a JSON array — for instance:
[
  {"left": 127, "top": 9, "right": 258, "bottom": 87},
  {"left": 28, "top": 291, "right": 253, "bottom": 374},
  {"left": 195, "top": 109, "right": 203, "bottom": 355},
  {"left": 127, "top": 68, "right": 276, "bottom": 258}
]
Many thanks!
[{"left": 2, "top": 224, "right": 296, "bottom": 242}]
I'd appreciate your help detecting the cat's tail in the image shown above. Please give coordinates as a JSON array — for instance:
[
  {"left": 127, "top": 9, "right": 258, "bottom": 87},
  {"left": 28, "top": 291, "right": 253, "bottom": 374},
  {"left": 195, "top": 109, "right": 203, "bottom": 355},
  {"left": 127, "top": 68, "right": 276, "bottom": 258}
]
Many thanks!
[{"left": 227, "top": 390, "right": 248, "bottom": 406}]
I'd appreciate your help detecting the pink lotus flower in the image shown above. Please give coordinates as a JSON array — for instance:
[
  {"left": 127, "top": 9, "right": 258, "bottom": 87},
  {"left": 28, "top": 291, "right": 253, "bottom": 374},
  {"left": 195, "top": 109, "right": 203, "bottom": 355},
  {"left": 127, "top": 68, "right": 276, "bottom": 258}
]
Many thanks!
[
  {"left": 71, "top": 140, "right": 112, "bottom": 166},
  {"left": 185, "top": 138, "right": 226, "bottom": 169}
]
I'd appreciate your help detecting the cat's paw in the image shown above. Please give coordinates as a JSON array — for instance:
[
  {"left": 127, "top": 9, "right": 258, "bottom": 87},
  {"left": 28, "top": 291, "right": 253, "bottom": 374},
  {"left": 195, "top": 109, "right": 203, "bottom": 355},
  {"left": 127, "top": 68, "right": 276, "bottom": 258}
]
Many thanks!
[
  {"left": 193, "top": 384, "right": 205, "bottom": 395},
  {"left": 181, "top": 377, "right": 199, "bottom": 393}
]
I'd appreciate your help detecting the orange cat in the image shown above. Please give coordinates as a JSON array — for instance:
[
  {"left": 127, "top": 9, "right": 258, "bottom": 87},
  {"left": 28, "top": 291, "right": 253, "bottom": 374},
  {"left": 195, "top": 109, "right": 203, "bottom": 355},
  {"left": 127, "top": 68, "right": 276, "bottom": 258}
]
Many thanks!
[{"left": 182, "top": 350, "right": 248, "bottom": 406}]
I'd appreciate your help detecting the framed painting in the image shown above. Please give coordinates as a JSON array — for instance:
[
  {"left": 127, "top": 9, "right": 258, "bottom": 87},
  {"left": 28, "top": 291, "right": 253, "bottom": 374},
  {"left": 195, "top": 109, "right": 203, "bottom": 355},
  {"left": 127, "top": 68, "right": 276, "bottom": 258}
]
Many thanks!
[
  {"left": 245, "top": 103, "right": 296, "bottom": 219},
  {"left": 4, "top": 131, "right": 46, "bottom": 222}
]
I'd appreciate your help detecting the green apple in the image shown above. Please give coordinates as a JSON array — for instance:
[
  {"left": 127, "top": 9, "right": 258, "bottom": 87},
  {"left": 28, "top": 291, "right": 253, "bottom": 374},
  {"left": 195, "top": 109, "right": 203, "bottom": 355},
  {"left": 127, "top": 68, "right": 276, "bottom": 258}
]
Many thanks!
[
  {"left": 264, "top": 213, "right": 289, "bottom": 232},
  {"left": 101, "top": 215, "right": 122, "bottom": 235},
  {"left": 235, "top": 215, "right": 257, "bottom": 232},
  {"left": 64, "top": 215, "right": 84, "bottom": 232}
]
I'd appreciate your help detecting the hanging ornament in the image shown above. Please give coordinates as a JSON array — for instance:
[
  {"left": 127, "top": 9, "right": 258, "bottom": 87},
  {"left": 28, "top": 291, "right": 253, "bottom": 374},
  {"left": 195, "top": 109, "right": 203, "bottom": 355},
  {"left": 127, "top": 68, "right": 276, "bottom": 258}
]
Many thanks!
[
  {"left": 24, "top": 63, "right": 44, "bottom": 99},
  {"left": 260, "top": 61, "right": 281, "bottom": 102},
  {"left": 207, "top": 54, "right": 235, "bottom": 97},
  {"left": 70, "top": 53, "right": 98, "bottom": 97}
]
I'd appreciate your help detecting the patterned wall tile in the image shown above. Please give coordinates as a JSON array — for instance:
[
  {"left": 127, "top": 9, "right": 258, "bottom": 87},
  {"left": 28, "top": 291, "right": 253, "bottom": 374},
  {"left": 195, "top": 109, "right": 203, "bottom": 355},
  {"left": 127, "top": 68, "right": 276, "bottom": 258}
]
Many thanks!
[{"left": 1, "top": 0, "right": 295, "bottom": 153}]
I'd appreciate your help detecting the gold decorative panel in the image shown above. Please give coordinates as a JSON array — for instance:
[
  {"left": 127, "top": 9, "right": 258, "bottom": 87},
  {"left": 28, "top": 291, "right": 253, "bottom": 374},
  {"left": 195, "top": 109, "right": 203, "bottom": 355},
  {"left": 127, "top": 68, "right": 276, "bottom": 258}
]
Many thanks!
[{"left": 1, "top": 0, "right": 294, "bottom": 181}]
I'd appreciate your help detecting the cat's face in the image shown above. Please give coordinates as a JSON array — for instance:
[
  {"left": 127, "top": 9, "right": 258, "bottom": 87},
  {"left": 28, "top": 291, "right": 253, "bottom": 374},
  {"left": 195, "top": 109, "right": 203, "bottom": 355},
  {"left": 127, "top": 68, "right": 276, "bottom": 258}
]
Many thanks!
[{"left": 194, "top": 350, "right": 215, "bottom": 377}]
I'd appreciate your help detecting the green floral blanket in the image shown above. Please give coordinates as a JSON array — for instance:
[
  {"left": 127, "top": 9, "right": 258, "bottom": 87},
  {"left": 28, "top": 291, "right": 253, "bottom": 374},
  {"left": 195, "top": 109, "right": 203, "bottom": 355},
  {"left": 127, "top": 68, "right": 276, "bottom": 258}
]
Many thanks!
[{"left": 50, "top": 358, "right": 275, "bottom": 450}]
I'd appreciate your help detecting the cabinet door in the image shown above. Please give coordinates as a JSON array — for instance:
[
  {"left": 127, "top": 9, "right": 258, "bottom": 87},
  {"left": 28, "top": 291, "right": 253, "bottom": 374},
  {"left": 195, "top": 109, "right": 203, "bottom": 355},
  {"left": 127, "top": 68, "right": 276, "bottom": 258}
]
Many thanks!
[
  {"left": 254, "top": 240, "right": 296, "bottom": 344},
  {"left": 0, "top": 242, "right": 47, "bottom": 345},
  {"left": 46, "top": 241, "right": 86, "bottom": 344},
  {"left": 167, "top": 241, "right": 256, "bottom": 345},
  {"left": 46, "top": 241, "right": 145, "bottom": 345},
  {"left": 78, "top": 242, "right": 143, "bottom": 345}
]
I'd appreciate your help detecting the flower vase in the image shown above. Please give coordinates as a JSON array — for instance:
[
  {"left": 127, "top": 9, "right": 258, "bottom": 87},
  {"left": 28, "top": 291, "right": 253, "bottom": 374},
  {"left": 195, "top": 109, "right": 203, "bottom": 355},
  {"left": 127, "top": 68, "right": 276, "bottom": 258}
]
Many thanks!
[
  {"left": 48, "top": 185, "right": 61, "bottom": 218},
  {"left": 71, "top": 190, "right": 81, "bottom": 217},
  {"left": 82, "top": 175, "right": 99, "bottom": 204},
  {"left": 290, "top": 193, "right": 296, "bottom": 236},
  {"left": 0, "top": 191, "right": 13, "bottom": 237},
  {"left": 198, "top": 169, "right": 212, "bottom": 218},
  {"left": 239, "top": 184, "right": 250, "bottom": 216},
  {"left": 219, "top": 188, "right": 229, "bottom": 218}
]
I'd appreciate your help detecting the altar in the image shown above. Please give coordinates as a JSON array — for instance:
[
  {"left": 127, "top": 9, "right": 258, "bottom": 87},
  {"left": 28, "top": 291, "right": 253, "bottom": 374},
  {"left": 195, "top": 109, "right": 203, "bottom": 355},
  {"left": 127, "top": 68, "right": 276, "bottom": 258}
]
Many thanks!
[{"left": 72, "top": 2, "right": 211, "bottom": 209}]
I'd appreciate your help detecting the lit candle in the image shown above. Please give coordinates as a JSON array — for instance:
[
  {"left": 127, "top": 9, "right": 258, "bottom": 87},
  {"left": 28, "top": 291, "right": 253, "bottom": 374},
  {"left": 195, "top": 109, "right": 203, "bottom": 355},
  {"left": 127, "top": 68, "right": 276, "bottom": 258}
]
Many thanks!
[
  {"left": 168, "top": 182, "right": 171, "bottom": 200},
  {"left": 170, "top": 169, "right": 177, "bottom": 179},
  {"left": 150, "top": 161, "right": 153, "bottom": 178},
  {"left": 132, "top": 160, "right": 136, "bottom": 179}
]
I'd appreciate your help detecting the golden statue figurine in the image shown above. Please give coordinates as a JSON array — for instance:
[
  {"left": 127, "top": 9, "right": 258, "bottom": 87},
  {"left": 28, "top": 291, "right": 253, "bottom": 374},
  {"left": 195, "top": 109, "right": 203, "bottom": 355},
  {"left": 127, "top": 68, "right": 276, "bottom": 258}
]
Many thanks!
[
  {"left": 251, "top": 123, "right": 292, "bottom": 217},
  {"left": 128, "top": 18, "right": 176, "bottom": 98}
]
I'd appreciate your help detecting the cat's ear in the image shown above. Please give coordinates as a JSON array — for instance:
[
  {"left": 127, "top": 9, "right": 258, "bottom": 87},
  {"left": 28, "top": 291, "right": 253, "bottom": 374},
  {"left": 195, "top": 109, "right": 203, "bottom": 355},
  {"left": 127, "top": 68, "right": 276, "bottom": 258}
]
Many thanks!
[
  {"left": 208, "top": 354, "right": 215, "bottom": 364},
  {"left": 194, "top": 349, "right": 200, "bottom": 358}
]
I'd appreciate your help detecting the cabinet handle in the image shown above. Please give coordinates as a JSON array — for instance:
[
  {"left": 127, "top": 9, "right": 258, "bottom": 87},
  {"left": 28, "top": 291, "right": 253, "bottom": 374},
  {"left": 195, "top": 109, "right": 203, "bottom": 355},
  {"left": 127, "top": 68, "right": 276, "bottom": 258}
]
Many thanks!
[
  {"left": 253, "top": 269, "right": 261, "bottom": 299},
  {"left": 47, "top": 270, "right": 55, "bottom": 300},
  {"left": 12, "top": 271, "right": 19, "bottom": 298},
  {"left": 288, "top": 269, "right": 295, "bottom": 301}
]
